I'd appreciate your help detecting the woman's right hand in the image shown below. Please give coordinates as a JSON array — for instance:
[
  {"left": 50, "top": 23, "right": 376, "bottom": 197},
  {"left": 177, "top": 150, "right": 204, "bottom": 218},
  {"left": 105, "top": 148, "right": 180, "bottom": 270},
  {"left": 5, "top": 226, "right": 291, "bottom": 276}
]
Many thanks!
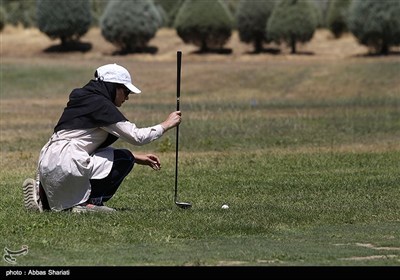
[{"left": 161, "top": 111, "right": 181, "bottom": 132}]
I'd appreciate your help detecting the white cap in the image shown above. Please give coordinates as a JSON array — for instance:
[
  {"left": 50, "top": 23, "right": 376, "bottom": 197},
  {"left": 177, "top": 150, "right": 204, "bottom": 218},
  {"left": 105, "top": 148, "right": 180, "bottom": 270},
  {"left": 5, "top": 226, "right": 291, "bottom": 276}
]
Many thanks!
[{"left": 95, "top": 63, "right": 141, "bottom": 94}]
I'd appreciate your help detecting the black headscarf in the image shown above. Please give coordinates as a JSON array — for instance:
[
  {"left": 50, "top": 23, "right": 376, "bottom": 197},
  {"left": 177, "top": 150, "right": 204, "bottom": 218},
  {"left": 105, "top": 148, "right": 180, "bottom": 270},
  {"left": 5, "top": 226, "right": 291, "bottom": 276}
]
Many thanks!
[{"left": 54, "top": 79, "right": 128, "bottom": 147}]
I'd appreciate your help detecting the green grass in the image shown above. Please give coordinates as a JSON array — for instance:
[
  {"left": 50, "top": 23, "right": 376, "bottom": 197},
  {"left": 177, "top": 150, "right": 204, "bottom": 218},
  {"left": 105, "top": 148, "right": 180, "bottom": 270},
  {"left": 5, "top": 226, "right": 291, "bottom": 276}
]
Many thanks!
[
  {"left": 1, "top": 58, "right": 399, "bottom": 266},
  {"left": 1, "top": 151, "right": 399, "bottom": 266}
]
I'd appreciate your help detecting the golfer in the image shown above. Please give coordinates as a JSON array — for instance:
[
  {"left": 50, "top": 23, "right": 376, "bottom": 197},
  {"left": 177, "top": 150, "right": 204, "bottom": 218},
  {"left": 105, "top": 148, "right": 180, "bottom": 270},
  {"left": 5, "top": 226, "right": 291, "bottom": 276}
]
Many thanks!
[{"left": 23, "top": 63, "right": 181, "bottom": 213}]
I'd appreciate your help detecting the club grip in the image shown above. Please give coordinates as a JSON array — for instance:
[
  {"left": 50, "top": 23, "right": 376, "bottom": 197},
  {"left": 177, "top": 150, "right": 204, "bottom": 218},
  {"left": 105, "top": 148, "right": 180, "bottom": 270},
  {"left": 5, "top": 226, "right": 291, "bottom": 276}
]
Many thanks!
[{"left": 177, "top": 51, "right": 182, "bottom": 106}]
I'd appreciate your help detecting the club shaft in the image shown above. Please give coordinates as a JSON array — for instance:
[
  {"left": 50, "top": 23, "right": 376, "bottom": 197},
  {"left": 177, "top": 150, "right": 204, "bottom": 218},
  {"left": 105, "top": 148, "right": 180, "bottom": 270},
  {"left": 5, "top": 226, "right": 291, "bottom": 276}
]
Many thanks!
[
  {"left": 177, "top": 51, "right": 181, "bottom": 100},
  {"left": 174, "top": 125, "right": 179, "bottom": 202},
  {"left": 175, "top": 51, "right": 182, "bottom": 202}
]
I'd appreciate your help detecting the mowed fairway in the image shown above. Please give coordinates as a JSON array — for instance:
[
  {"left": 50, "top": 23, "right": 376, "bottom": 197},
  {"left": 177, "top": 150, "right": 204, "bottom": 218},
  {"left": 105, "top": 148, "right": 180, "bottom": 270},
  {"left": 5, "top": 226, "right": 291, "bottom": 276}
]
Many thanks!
[{"left": 0, "top": 27, "right": 399, "bottom": 266}]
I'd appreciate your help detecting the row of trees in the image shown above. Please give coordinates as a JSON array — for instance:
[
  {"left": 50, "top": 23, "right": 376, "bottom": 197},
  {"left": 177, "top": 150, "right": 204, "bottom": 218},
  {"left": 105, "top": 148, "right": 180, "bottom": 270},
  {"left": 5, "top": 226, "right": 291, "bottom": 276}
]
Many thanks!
[
  {"left": 0, "top": 0, "right": 331, "bottom": 28},
  {"left": 2, "top": 0, "right": 400, "bottom": 55}
]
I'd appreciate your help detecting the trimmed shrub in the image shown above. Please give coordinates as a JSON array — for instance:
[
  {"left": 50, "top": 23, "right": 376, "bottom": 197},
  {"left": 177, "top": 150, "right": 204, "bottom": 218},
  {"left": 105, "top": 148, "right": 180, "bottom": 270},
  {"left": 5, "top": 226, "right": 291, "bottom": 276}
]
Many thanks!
[
  {"left": 223, "top": 0, "right": 241, "bottom": 17},
  {"left": 0, "top": 6, "right": 6, "bottom": 32},
  {"left": 152, "top": 3, "right": 168, "bottom": 27},
  {"left": 91, "top": 0, "right": 108, "bottom": 26},
  {"left": 155, "top": 0, "right": 184, "bottom": 27},
  {"left": 36, "top": 0, "right": 91, "bottom": 46},
  {"left": 327, "top": 0, "right": 352, "bottom": 38},
  {"left": 101, "top": 0, "right": 162, "bottom": 53},
  {"left": 348, "top": 0, "right": 400, "bottom": 55},
  {"left": 267, "top": 0, "right": 318, "bottom": 54},
  {"left": 174, "top": 0, "right": 234, "bottom": 53},
  {"left": 235, "top": 0, "right": 276, "bottom": 53},
  {"left": 311, "top": 0, "right": 330, "bottom": 28},
  {"left": 2, "top": 0, "right": 36, "bottom": 28}
]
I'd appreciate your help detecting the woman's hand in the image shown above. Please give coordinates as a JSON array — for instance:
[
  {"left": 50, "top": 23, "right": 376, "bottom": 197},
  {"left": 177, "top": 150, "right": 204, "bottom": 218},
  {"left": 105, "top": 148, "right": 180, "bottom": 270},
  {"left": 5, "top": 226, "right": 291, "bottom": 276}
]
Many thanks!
[
  {"left": 161, "top": 111, "right": 181, "bottom": 132},
  {"left": 134, "top": 153, "right": 161, "bottom": 170}
]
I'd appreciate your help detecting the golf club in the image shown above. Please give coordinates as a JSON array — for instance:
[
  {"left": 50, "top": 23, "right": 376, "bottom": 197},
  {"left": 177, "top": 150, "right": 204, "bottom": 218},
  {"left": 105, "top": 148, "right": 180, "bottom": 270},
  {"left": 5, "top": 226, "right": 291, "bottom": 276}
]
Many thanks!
[{"left": 174, "top": 51, "right": 192, "bottom": 209}]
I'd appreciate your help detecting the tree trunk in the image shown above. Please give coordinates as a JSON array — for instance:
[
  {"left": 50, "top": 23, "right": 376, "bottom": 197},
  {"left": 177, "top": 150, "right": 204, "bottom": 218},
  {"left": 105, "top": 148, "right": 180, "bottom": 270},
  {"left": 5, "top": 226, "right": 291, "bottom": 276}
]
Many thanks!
[
  {"left": 254, "top": 38, "right": 263, "bottom": 53},
  {"left": 60, "top": 36, "right": 67, "bottom": 47},
  {"left": 200, "top": 39, "right": 208, "bottom": 53},
  {"left": 290, "top": 37, "right": 296, "bottom": 54},
  {"left": 380, "top": 42, "right": 389, "bottom": 55}
]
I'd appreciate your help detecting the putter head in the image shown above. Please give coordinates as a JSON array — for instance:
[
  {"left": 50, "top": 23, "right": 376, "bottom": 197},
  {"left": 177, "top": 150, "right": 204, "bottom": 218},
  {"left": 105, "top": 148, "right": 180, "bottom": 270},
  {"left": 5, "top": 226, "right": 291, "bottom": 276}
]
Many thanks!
[{"left": 175, "top": 201, "right": 192, "bottom": 209}]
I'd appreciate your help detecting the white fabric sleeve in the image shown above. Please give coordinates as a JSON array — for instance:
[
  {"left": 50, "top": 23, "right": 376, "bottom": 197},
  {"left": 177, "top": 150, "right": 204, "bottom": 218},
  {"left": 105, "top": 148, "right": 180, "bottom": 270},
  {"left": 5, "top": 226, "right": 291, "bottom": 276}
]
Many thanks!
[{"left": 101, "top": 121, "right": 164, "bottom": 146}]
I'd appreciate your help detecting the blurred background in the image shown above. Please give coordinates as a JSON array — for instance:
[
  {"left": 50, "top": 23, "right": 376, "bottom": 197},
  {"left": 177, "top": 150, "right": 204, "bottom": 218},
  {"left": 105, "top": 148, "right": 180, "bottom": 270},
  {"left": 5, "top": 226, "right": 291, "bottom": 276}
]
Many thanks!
[{"left": 1, "top": 0, "right": 399, "bottom": 57}]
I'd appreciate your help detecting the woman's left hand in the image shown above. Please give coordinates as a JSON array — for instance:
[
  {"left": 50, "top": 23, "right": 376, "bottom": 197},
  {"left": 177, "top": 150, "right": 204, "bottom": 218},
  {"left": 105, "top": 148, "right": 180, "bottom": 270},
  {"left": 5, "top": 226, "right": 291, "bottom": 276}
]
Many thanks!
[{"left": 134, "top": 153, "right": 161, "bottom": 170}]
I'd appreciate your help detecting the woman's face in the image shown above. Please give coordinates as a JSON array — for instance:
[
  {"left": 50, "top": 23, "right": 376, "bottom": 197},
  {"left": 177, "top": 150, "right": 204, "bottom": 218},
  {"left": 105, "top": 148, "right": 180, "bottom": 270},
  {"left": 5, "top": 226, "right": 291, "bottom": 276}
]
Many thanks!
[{"left": 114, "top": 87, "right": 130, "bottom": 107}]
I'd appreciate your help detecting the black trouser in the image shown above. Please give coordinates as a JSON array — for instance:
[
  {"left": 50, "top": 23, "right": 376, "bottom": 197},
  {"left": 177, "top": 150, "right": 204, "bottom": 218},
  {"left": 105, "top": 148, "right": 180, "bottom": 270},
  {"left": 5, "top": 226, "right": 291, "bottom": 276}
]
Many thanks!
[{"left": 88, "top": 149, "right": 135, "bottom": 205}]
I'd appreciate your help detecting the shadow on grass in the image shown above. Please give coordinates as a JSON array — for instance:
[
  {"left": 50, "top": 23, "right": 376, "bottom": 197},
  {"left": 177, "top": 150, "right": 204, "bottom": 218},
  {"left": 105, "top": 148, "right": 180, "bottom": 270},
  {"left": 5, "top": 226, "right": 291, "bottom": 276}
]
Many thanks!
[
  {"left": 245, "top": 49, "right": 315, "bottom": 56},
  {"left": 353, "top": 50, "right": 400, "bottom": 57},
  {"left": 111, "top": 46, "right": 158, "bottom": 56},
  {"left": 293, "top": 51, "right": 315, "bottom": 56},
  {"left": 191, "top": 48, "right": 233, "bottom": 55},
  {"left": 43, "top": 41, "right": 92, "bottom": 53},
  {"left": 245, "top": 47, "right": 281, "bottom": 55}
]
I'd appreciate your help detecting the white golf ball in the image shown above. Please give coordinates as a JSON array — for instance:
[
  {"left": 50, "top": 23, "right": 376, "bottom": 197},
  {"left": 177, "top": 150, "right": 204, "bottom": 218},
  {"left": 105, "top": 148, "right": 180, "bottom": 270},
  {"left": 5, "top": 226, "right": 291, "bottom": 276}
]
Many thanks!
[{"left": 221, "top": 204, "right": 229, "bottom": 209}]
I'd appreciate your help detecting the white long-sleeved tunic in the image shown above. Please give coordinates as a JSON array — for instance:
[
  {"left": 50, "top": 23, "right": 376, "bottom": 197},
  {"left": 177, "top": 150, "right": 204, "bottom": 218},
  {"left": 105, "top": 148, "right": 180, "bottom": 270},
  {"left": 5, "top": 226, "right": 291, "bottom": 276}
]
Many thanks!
[{"left": 38, "top": 121, "right": 164, "bottom": 211}]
